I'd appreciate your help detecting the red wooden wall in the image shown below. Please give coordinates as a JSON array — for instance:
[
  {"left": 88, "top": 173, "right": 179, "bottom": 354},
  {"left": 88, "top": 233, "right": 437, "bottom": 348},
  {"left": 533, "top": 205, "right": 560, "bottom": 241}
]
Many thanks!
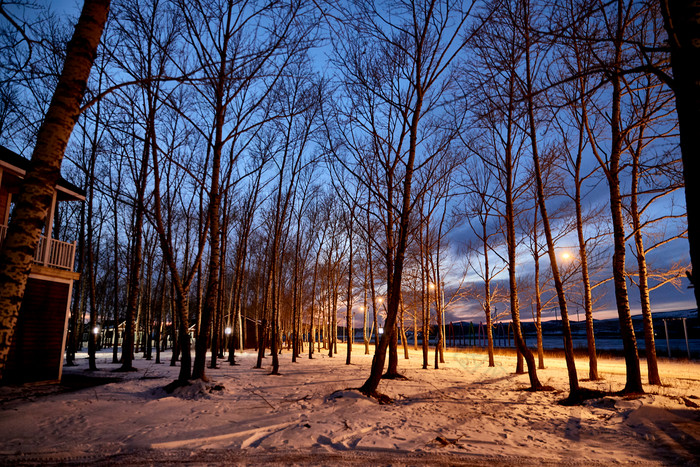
[{"left": 4, "top": 278, "right": 70, "bottom": 383}]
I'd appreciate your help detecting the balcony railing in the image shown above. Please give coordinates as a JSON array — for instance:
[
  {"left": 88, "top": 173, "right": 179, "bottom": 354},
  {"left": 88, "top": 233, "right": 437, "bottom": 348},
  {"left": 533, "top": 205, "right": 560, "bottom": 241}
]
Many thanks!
[{"left": 0, "top": 224, "right": 76, "bottom": 271}]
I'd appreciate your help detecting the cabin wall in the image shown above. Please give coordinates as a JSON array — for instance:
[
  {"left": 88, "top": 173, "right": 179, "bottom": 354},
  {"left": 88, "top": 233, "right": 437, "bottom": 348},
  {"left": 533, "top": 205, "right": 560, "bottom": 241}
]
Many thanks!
[{"left": 3, "top": 277, "right": 71, "bottom": 384}]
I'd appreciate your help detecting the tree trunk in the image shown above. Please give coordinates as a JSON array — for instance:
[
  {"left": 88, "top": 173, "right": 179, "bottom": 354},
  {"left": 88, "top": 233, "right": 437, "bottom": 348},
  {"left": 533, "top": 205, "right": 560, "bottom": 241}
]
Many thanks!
[
  {"left": 345, "top": 214, "right": 354, "bottom": 365},
  {"left": 482, "top": 221, "right": 495, "bottom": 367},
  {"left": 574, "top": 140, "right": 599, "bottom": 380},
  {"left": 659, "top": 0, "right": 700, "bottom": 313},
  {"left": 572, "top": 35, "right": 600, "bottom": 382},
  {"left": 111, "top": 192, "right": 120, "bottom": 364},
  {"left": 400, "top": 298, "right": 409, "bottom": 360},
  {"left": 0, "top": 0, "right": 110, "bottom": 379},
  {"left": 359, "top": 78, "right": 422, "bottom": 400},
  {"left": 363, "top": 287, "right": 369, "bottom": 355},
  {"left": 504, "top": 67, "right": 540, "bottom": 389},
  {"left": 522, "top": 0, "right": 577, "bottom": 396},
  {"left": 66, "top": 199, "right": 86, "bottom": 366},
  {"left": 630, "top": 123, "right": 662, "bottom": 386},
  {"left": 120, "top": 118, "right": 150, "bottom": 373},
  {"left": 420, "top": 222, "right": 430, "bottom": 369},
  {"left": 605, "top": 0, "right": 643, "bottom": 394},
  {"left": 533, "top": 247, "right": 544, "bottom": 370},
  {"left": 87, "top": 170, "right": 98, "bottom": 371}
]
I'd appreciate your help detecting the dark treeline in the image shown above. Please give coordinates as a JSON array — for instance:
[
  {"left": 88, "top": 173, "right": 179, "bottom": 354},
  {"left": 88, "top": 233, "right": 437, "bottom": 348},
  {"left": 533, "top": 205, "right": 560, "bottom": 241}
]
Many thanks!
[{"left": 0, "top": 0, "right": 695, "bottom": 401}]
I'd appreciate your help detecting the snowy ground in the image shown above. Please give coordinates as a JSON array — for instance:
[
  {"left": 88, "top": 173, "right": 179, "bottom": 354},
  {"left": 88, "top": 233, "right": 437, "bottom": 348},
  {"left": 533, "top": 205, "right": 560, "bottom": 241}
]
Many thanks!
[{"left": 1, "top": 345, "right": 699, "bottom": 466}]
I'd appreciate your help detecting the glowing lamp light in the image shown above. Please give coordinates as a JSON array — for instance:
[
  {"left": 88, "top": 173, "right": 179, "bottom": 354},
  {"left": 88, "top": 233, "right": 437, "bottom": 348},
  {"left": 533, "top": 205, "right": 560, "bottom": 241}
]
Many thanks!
[
  {"left": 225, "top": 327, "right": 232, "bottom": 336},
  {"left": 92, "top": 326, "right": 100, "bottom": 335},
  {"left": 378, "top": 327, "right": 384, "bottom": 335}
]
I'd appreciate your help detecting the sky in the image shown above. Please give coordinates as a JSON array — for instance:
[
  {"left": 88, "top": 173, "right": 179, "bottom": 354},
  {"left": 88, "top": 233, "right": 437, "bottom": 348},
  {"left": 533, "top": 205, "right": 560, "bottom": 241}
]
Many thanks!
[{"left": 38, "top": 0, "right": 698, "bottom": 325}]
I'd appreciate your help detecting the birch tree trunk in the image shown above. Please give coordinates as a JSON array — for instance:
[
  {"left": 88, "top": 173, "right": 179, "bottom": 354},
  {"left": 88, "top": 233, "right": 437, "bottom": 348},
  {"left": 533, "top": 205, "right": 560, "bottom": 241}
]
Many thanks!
[{"left": 0, "top": 0, "right": 110, "bottom": 379}]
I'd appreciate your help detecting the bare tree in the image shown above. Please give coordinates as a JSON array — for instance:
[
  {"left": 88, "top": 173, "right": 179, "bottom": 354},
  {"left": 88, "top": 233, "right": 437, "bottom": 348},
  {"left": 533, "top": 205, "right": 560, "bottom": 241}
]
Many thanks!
[
  {"left": 173, "top": 0, "right": 314, "bottom": 381},
  {"left": 327, "top": 0, "right": 475, "bottom": 400},
  {"left": 468, "top": 1, "right": 542, "bottom": 390},
  {"left": 623, "top": 21, "right": 683, "bottom": 385},
  {"left": 518, "top": 0, "right": 579, "bottom": 398},
  {"left": 459, "top": 159, "right": 507, "bottom": 367},
  {"left": 582, "top": 0, "right": 643, "bottom": 393}
]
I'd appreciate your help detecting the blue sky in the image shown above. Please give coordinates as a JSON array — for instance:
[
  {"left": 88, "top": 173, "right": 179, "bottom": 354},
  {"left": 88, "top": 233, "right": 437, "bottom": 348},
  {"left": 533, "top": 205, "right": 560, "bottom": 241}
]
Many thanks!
[{"left": 40, "top": 0, "right": 696, "bottom": 325}]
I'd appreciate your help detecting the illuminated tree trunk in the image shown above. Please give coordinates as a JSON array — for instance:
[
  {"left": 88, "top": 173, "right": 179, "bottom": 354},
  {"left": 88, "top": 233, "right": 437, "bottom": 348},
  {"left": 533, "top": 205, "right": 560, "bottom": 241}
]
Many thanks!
[
  {"left": 630, "top": 124, "right": 662, "bottom": 386},
  {"left": 606, "top": 0, "right": 643, "bottom": 394}
]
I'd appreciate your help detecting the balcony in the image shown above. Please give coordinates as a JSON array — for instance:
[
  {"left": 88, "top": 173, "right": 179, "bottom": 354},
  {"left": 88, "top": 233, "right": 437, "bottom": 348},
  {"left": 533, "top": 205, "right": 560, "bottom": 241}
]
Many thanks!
[{"left": 0, "top": 224, "right": 76, "bottom": 271}]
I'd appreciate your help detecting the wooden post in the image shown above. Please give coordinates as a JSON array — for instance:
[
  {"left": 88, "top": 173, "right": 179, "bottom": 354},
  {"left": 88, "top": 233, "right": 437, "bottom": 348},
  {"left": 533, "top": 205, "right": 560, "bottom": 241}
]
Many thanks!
[
  {"left": 683, "top": 318, "right": 691, "bottom": 359},
  {"left": 42, "top": 191, "right": 57, "bottom": 266},
  {"left": 664, "top": 319, "right": 671, "bottom": 358}
]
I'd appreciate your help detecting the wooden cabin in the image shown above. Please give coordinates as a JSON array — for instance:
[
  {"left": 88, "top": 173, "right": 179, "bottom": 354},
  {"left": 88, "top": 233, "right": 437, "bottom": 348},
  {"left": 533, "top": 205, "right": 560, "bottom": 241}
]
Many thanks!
[{"left": 0, "top": 146, "right": 85, "bottom": 384}]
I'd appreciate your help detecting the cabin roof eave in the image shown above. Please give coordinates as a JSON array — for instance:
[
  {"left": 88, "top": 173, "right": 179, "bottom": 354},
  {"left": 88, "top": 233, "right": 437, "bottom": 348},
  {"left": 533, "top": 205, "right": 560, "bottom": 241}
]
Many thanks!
[{"left": 0, "top": 146, "right": 86, "bottom": 201}]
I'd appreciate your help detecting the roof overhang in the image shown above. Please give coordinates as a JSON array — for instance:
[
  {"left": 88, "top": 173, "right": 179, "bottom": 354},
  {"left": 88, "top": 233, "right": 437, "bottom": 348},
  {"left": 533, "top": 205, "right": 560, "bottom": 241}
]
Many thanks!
[{"left": 0, "top": 145, "right": 86, "bottom": 201}]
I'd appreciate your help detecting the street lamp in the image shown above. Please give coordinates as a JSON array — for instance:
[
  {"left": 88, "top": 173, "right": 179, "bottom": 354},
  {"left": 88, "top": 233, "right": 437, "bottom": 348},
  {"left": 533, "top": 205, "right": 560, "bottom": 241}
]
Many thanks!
[{"left": 92, "top": 326, "right": 100, "bottom": 350}]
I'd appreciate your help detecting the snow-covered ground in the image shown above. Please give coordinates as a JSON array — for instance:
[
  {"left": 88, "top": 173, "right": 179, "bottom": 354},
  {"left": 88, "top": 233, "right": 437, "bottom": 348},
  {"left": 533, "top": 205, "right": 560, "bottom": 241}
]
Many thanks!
[{"left": 1, "top": 345, "right": 699, "bottom": 465}]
